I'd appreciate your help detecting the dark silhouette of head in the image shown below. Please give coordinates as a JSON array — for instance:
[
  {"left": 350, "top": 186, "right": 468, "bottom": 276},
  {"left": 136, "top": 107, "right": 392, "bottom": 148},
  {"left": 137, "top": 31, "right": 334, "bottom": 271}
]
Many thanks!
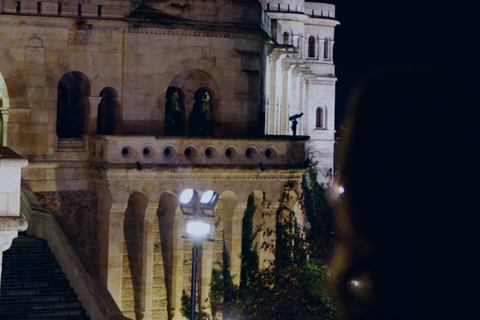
[{"left": 332, "top": 65, "right": 480, "bottom": 320}]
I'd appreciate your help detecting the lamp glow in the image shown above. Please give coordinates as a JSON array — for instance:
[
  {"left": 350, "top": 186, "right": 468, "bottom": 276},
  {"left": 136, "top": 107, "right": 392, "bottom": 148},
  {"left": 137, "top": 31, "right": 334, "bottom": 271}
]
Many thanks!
[
  {"left": 186, "top": 220, "right": 213, "bottom": 237},
  {"left": 337, "top": 186, "right": 345, "bottom": 194},
  {"left": 180, "top": 189, "right": 195, "bottom": 204},
  {"left": 200, "top": 190, "right": 217, "bottom": 204}
]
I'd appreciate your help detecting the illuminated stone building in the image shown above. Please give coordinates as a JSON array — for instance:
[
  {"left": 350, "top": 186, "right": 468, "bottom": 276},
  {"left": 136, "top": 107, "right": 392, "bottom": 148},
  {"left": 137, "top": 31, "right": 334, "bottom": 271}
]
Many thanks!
[{"left": 0, "top": 1, "right": 338, "bottom": 319}]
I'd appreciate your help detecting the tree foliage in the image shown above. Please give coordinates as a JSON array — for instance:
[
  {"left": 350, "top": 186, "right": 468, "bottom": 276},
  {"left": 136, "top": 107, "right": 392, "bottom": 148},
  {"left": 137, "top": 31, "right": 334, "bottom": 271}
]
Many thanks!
[{"left": 209, "top": 173, "right": 339, "bottom": 319}]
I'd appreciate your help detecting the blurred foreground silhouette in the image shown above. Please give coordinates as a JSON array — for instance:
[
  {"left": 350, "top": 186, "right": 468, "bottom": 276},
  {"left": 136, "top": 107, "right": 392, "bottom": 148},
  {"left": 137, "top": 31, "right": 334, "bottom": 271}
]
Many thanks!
[{"left": 332, "top": 65, "right": 480, "bottom": 320}]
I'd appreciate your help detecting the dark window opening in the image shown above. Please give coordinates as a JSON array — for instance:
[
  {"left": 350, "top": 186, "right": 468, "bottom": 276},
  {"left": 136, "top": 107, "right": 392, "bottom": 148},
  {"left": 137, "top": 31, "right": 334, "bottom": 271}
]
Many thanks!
[
  {"left": 57, "top": 2, "right": 62, "bottom": 15},
  {"left": 324, "top": 38, "right": 329, "bottom": 59},
  {"left": 189, "top": 88, "right": 213, "bottom": 136},
  {"left": 316, "top": 107, "right": 324, "bottom": 128},
  {"left": 37, "top": 2, "right": 42, "bottom": 14},
  {"left": 97, "top": 87, "right": 119, "bottom": 135},
  {"left": 78, "top": 4, "right": 82, "bottom": 16},
  {"left": 57, "top": 72, "right": 90, "bottom": 139},
  {"left": 283, "top": 32, "right": 290, "bottom": 45},
  {"left": 308, "top": 36, "right": 316, "bottom": 58},
  {"left": 15, "top": 1, "right": 21, "bottom": 13},
  {"left": 98, "top": 5, "right": 102, "bottom": 17},
  {"left": 164, "top": 87, "right": 185, "bottom": 136}
]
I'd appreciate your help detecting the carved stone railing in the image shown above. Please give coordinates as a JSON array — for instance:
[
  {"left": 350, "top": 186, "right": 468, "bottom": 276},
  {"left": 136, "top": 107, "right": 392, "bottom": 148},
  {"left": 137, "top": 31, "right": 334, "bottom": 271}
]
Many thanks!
[
  {"left": 89, "top": 135, "right": 309, "bottom": 168},
  {"left": 20, "top": 182, "right": 132, "bottom": 320},
  {"left": 262, "top": 2, "right": 336, "bottom": 18}
]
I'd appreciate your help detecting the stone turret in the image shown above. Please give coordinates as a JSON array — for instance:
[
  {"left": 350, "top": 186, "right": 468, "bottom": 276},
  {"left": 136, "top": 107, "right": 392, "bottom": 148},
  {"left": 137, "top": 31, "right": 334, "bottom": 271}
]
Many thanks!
[
  {"left": 261, "top": 1, "right": 339, "bottom": 183},
  {"left": 0, "top": 147, "right": 28, "bottom": 296}
]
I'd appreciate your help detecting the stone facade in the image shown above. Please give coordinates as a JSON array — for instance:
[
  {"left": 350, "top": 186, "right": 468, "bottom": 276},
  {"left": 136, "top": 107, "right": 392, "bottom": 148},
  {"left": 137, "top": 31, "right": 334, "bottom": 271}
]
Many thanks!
[{"left": 0, "top": 1, "right": 338, "bottom": 319}]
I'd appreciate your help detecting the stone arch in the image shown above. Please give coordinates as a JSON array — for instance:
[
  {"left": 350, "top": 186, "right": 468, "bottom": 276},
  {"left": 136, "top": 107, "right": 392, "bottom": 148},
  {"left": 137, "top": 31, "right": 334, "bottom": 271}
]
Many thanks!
[
  {"left": 98, "top": 87, "right": 121, "bottom": 135},
  {"left": 123, "top": 191, "right": 149, "bottom": 320},
  {"left": 164, "top": 87, "right": 185, "bottom": 136},
  {"left": 316, "top": 106, "right": 326, "bottom": 129},
  {"left": 56, "top": 71, "right": 91, "bottom": 138},
  {"left": 166, "top": 66, "right": 221, "bottom": 136},
  {"left": 162, "top": 60, "right": 225, "bottom": 110},
  {"left": 0, "top": 41, "right": 29, "bottom": 146}
]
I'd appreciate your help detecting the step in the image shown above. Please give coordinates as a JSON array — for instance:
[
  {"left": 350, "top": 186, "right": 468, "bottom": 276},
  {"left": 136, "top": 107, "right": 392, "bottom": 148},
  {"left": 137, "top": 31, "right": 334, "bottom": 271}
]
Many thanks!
[
  {"left": 2, "top": 265, "right": 63, "bottom": 276},
  {"left": 0, "top": 286, "right": 75, "bottom": 297},
  {"left": 0, "top": 300, "right": 82, "bottom": 312},
  {"left": 2, "top": 260, "right": 59, "bottom": 269},
  {"left": 0, "top": 235, "right": 90, "bottom": 320},
  {"left": 0, "top": 293, "right": 79, "bottom": 304},
  {"left": 0, "top": 317, "right": 89, "bottom": 320},
  {"left": 3, "top": 252, "right": 56, "bottom": 261},
  {"left": 0, "top": 307, "right": 87, "bottom": 317}
]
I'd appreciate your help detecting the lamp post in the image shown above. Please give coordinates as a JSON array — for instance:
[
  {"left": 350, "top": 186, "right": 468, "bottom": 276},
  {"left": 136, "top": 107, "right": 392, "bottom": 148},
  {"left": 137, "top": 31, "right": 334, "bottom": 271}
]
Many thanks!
[{"left": 180, "top": 189, "right": 218, "bottom": 320}]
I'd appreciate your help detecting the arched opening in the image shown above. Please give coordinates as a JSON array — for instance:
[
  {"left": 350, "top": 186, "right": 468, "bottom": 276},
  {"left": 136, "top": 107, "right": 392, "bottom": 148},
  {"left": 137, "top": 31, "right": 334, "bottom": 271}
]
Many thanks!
[
  {"left": 0, "top": 73, "right": 9, "bottom": 146},
  {"left": 308, "top": 36, "right": 316, "bottom": 58},
  {"left": 97, "top": 87, "right": 120, "bottom": 135},
  {"left": 324, "top": 37, "right": 329, "bottom": 60},
  {"left": 164, "top": 87, "right": 185, "bottom": 136},
  {"left": 124, "top": 192, "right": 149, "bottom": 320},
  {"left": 189, "top": 88, "right": 214, "bottom": 136},
  {"left": 316, "top": 107, "right": 325, "bottom": 128},
  {"left": 56, "top": 71, "right": 90, "bottom": 138},
  {"left": 283, "top": 32, "right": 290, "bottom": 45}
]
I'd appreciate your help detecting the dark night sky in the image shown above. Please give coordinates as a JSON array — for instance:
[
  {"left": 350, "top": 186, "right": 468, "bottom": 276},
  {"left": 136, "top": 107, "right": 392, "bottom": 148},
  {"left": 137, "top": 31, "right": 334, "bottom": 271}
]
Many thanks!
[{"left": 330, "top": 0, "right": 480, "bottom": 127}]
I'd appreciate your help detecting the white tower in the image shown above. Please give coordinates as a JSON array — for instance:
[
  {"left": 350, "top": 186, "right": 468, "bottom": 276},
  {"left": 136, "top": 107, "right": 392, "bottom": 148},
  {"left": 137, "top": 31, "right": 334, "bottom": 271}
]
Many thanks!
[{"left": 260, "top": 1, "right": 339, "bottom": 183}]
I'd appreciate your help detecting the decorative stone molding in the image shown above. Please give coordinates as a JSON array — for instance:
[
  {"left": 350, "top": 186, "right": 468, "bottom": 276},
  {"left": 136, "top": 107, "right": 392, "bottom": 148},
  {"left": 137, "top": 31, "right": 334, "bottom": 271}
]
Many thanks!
[{"left": 90, "top": 136, "right": 308, "bottom": 167}]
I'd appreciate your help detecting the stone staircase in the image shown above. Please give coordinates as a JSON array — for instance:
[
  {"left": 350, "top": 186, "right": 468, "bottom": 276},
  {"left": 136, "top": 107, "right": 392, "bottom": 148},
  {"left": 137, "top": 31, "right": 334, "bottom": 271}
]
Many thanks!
[{"left": 0, "top": 234, "right": 90, "bottom": 320}]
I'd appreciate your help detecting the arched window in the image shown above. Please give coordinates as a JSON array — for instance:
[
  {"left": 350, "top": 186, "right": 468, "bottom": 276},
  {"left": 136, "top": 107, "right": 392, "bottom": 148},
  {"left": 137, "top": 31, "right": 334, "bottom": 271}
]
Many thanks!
[
  {"left": 308, "top": 36, "right": 316, "bottom": 58},
  {"left": 316, "top": 107, "right": 325, "bottom": 129},
  {"left": 283, "top": 32, "right": 290, "bottom": 45},
  {"left": 324, "top": 37, "right": 329, "bottom": 60},
  {"left": 189, "top": 88, "right": 213, "bottom": 136},
  {"left": 57, "top": 71, "right": 90, "bottom": 138},
  {"left": 164, "top": 87, "right": 185, "bottom": 136},
  {"left": 97, "top": 87, "right": 120, "bottom": 135}
]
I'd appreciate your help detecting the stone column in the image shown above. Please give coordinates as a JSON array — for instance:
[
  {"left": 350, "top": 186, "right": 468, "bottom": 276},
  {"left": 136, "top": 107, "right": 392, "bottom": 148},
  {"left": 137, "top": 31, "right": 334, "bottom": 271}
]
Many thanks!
[
  {"left": 171, "top": 207, "right": 185, "bottom": 320},
  {"left": 0, "top": 147, "right": 28, "bottom": 297},
  {"left": 224, "top": 203, "right": 246, "bottom": 285},
  {"left": 97, "top": 188, "right": 128, "bottom": 308},
  {"left": 1, "top": 110, "right": 8, "bottom": 147},
  {"left": 140, "top": 204, "right": 158, "bottom": 320}
]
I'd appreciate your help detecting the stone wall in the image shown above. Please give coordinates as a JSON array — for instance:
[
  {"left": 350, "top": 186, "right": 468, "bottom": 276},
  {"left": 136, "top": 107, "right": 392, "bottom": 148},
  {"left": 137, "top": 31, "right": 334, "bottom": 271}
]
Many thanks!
[{"left": 34, "top": 190, "right": 99, "bottom": 273}]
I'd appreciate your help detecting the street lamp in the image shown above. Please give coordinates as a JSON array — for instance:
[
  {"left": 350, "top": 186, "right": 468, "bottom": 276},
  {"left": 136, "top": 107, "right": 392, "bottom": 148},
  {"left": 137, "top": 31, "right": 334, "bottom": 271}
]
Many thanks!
[{"left": 180, "top": 189, "right": 218, "bottom": 320}]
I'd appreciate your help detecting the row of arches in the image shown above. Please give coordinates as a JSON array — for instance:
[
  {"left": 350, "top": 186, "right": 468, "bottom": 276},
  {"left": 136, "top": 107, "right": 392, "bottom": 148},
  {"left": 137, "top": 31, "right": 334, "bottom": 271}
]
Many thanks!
[
  {"left": 282, "top": 33, "right": 330, "bottom": 59},
  {"left": 98, "top": 186, "right": 298, "bottom": 319},
  {"left": 56, "top": 71, "right": 215, "bottom": 139}
]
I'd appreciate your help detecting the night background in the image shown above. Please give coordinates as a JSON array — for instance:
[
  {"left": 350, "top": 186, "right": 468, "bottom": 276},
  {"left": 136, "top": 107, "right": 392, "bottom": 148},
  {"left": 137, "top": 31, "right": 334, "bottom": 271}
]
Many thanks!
[{"left": 331, "top": 0, "right": 480, "bottom": 129}]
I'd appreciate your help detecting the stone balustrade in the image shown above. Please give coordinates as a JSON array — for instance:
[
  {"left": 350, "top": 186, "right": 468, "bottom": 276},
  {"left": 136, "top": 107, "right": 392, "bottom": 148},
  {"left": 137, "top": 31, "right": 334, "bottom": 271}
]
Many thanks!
[
  {"left": 263, "top": 2, "right": 335, "bottom": 18},
  {"left": 2, "top": 0, "right": 128, "bottom": 19},
  {"left": 89, "top": 135, "right": 309, "bottom": 167}
]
